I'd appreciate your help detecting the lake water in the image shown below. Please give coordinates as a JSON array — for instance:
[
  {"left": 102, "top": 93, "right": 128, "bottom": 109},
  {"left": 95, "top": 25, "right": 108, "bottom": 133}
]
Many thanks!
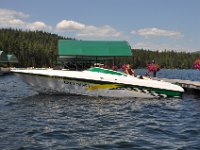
[{"left": 0, "top": 69, "right": 200, "bottom": 150}]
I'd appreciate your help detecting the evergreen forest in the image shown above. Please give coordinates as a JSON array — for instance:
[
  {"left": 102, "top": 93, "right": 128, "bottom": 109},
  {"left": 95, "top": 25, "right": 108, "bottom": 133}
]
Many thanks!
[
  {"left": 0, "top": 28, "right": 70, "bottom": 67},
  {"left": 0, "top": 28, "right": 199, "bottom": 69}
]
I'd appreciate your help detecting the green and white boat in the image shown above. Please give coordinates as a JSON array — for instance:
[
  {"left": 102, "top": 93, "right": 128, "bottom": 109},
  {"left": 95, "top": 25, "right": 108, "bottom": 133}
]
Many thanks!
[
  {"left": 12, "top": 67, "right": 184, "bottom": 98},
  {"left": 12, "top": 40, "right": 184, "bottom": 98}
]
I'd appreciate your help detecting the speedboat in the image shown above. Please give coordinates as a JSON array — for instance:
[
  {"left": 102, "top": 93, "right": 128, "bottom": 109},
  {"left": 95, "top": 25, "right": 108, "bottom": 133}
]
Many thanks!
[{"left": 12, "top": 67, "right": 184, "bottom": 98}]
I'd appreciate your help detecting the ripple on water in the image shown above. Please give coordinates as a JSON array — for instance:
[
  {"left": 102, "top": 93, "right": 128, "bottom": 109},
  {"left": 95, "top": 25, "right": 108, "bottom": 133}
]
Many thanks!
[{"left": 1, "top": 74, "right": 200, "bottom": 149}]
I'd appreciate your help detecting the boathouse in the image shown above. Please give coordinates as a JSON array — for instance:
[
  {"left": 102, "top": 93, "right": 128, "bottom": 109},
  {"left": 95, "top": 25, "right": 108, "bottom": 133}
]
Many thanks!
[
  {"left": 0, "top": 51, "right": 8, "bottom": 63},
  {"left": 7, "top": 54, "right": 18, "bottom": 63},
  {"left": 57, "top": 40, "right": 132, "bottom": 70},
  {"left": 0, "top": 50, "right": 18, "bottom": 66}
]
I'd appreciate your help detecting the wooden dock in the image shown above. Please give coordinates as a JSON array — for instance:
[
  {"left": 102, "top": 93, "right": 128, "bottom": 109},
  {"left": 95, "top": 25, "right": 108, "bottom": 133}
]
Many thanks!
[
  {"left": 155, "top": 77, "right": 200, "bottom": 91},
  {"left": 0, "top": 68, "right": 11, "bottom": 75}
]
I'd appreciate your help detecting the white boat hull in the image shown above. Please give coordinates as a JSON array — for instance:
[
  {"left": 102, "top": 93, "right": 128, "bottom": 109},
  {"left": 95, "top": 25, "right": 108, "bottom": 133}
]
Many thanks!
[
  {"left": 17, "top": 74, "right": 155, "bottom": 98},
  {"left": 12, "top": 68, "right": 184, "bottom": 98}
]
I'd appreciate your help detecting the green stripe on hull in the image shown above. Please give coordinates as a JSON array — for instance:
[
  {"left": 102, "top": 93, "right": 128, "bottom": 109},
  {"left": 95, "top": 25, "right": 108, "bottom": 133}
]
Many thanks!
[
  {"left": 115, "top": 83, "right": 182, "bottom": 97},
  {"left": 152, "top": 88, "right": 182, "bottom": 97}
]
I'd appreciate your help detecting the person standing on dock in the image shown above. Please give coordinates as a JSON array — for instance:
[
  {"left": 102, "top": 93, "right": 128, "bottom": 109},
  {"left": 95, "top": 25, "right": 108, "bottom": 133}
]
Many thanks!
[{"left": 147, "top": 60, "right": 160, "bottom": 77}]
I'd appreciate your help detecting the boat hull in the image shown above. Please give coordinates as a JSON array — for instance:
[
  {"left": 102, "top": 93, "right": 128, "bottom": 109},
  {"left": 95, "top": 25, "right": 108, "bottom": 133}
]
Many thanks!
[{"left": 14, "top": 69, "right": 184, "bottom": 98}]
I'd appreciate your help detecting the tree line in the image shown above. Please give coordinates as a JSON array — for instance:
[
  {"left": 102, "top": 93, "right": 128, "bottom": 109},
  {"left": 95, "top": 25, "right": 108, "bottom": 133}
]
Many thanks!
[
  {"left": 120, "top": 49, "right": 200, "bottom": 69},
  {"left": 0, "top": 28, "right": 71, "bottom": 67},
  {"left": 0, "top": 28, "right": 199, "bottom": 69}
]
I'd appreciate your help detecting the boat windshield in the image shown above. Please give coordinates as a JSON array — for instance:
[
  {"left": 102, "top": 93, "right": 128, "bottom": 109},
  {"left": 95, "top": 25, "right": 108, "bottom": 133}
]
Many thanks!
[{"left": 87, "top": 67, "right": 127, "bottom": 76}]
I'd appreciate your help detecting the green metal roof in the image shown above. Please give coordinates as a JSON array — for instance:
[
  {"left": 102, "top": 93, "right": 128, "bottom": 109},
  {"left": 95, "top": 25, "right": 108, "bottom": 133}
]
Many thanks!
[{"left": 58, "top": 40, "right": 132, "bottom": 56}]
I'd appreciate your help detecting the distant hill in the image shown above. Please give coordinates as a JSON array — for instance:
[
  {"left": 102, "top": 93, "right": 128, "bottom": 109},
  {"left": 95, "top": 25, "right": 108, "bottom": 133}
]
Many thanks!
[
  {"left": 0, "top": 28, "right": 72, "bottom": 67},
  {"left": 0, "top": 28, "right": 200, "bottom": 69}
]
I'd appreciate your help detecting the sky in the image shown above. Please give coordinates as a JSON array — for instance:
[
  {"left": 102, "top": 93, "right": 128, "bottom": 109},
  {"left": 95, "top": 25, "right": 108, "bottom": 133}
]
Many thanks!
[{"left": 0, "top": 0, "right": 200, "bottom": 52}]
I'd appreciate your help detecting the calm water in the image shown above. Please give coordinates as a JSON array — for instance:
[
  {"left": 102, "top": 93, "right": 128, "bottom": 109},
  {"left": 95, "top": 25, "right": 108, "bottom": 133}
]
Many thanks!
[{"left": 0, "top": 69, "right": 200, "bottom": 150}]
